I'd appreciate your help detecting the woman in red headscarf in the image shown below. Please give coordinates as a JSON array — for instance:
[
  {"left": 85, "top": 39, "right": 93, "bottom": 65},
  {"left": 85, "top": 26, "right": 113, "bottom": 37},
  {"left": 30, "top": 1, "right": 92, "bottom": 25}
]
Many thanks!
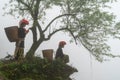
[
  {"left": 55, "top": 41, "right": 66, "bottom": 59},
  {"left": 14, "top": 19, "right": 29, "bottom": 60}
]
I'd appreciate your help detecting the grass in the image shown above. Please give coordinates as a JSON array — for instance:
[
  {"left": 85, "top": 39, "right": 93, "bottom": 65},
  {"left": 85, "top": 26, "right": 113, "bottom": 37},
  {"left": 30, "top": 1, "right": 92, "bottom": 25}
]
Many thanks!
[{"left": 0, "top": 57, "right": 77, "bottom": 80}]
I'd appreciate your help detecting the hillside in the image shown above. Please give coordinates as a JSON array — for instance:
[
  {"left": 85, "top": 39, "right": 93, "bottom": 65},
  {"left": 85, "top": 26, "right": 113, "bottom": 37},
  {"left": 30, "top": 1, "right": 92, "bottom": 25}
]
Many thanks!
[{"left": 0, "top": 57, "right": 77, "bottom": 80}]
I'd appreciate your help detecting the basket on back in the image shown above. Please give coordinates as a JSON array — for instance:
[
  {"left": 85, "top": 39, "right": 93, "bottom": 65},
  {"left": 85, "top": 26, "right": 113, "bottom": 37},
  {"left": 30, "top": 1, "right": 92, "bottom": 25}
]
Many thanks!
[
  {"left": 42, "top": 49, "right": 53, "bottom": 62},
  {"left": 4, "top": 26, "right": 18, "bottom": 42}
]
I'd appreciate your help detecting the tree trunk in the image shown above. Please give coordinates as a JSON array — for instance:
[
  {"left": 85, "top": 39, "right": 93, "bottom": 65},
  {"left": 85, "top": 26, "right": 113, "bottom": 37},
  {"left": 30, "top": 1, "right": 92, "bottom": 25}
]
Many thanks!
[
  {"left": 25, "top": 39, "right": 43, "bottom": 59},
  {"left": 31, "top": 26, "right": 37, "bottom": 42}
]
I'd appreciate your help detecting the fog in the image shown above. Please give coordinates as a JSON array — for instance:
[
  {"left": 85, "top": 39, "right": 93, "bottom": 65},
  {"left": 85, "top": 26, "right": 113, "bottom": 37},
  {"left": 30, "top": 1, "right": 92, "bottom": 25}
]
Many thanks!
[{"left": 1, "top": 0, "right": 120, "bottom": 80}]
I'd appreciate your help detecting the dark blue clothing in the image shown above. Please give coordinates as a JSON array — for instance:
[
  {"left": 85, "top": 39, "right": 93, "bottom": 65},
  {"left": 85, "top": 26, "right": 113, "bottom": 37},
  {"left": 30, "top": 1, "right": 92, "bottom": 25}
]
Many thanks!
[
  {"left": 55, "top": 47, "right": 64, "bottom": 59},
  {"left": 18, "top": 27, "right": 26, "bottom": 38},
  {"left": 18, "top": 27, "right": 26, "bottom": 48}
]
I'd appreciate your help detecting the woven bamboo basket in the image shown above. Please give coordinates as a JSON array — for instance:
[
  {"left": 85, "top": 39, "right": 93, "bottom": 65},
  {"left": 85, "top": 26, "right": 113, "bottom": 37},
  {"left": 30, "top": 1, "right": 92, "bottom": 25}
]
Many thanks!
[
  {"left": 42, "top": 49, "right": 53, "bottom": 61},
  {"left": 4, "top": 26, "right": 18, "bottom": 42}
]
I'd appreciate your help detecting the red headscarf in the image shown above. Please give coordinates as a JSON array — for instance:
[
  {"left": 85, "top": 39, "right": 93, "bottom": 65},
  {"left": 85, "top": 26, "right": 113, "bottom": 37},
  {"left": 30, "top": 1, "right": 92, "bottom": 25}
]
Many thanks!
[
  {"left": 59, "top": 41, "right": 66, "bottom": 46},
  {"left": 19, "top": 19, "right": 29, "bottom": 25}
]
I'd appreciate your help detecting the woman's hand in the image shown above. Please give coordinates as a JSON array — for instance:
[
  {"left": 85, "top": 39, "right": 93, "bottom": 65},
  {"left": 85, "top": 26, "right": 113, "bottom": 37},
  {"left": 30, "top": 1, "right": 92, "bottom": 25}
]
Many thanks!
[{"left": 25, "top": 29, "right": 29, "bottom": 34}]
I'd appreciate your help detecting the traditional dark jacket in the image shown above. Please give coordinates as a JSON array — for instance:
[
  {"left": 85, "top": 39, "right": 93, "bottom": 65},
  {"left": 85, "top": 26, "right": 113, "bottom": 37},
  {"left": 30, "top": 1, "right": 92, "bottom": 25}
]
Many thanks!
[
  {"left": 18, "top": 27, "right": 26, "bottom": 48},
  {"left": 55, "top": 47, "right": 64, "bottom": 59}
]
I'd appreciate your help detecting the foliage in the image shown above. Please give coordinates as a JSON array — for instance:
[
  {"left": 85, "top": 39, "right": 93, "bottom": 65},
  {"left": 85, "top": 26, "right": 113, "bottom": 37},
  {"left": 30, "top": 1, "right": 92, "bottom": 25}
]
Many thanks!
[
  {"left": 3, "top": 0, "right": 120, "bottom": 61},
  {"left": 57, "top": 0, "right": 120, "bottom": 62},
  {"left": 0, "top": 57, "right": 77, "bottom": 80}
]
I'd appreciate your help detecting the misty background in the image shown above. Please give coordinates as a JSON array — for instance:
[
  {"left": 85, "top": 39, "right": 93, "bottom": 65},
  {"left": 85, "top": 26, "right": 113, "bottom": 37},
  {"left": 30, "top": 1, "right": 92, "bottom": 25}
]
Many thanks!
[{"left": 1, "top": 0, "right": 120, "bottom": 80}]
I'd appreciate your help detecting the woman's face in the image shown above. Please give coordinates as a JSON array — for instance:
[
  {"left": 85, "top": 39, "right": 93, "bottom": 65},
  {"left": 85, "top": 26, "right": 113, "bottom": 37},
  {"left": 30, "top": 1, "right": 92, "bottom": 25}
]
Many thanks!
[
  {"left": 60, "top": 45, "right": 65, "bottom": 48},
  {"left": 20, "top": 23, "right": 27, "bottom": 27}
]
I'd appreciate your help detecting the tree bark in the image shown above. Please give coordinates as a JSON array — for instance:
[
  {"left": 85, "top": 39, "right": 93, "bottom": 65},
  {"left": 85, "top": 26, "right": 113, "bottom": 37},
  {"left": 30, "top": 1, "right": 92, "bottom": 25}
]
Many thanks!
[{"left": 25, "top": 39, "right": 43, "bottom": 59}]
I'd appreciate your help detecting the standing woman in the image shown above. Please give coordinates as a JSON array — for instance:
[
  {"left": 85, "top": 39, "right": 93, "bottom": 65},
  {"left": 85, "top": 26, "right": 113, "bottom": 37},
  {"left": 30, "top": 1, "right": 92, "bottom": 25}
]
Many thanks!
[{"left": 14, "top": 19, "right": 29, "bottom": 61}]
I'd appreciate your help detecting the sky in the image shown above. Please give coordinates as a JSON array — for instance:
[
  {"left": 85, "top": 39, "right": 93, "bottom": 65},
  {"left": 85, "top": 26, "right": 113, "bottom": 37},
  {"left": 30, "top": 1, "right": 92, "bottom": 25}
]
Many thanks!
[{"left": 1, "top": 0, "right": 120, "bottom": 80}]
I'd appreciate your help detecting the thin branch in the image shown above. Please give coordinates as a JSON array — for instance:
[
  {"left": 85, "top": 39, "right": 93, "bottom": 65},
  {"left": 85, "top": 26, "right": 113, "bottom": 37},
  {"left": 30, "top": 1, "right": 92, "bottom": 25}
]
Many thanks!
[
  {"left": 17, "top": 0, "right": 34, "bottom": 17},
  {"left": 44, "top": 27, "right": 77, "bottom": 45},
  {"left": 17, "top": 0, "right": 29, "bottom": 8},
  {"left": 78, "top": 37, "right": 94, "bottom": 55},
  {"left": 66, "top": 28, "right": 77, "bottom": 44},
  {"left": 44, "top": 28, "right": 67, "bottom": 41},
  {"left": 43, "top": 13, "right": 76, "bottom": 32}
]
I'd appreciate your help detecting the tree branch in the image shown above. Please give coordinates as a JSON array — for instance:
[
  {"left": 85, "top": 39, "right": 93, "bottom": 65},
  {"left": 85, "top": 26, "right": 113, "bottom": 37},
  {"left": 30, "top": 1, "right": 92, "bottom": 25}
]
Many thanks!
[
  {"left": 17, "top": 0, "right": 34, "bottom": 17},
  {"left": 44, "top": 28, "right": 67, "bottom": 41},
  {"left": 44, "top": 27, "right": 77, "bottom": 45},
  {"left": 34, "top": 0, "right": 41, "bottom": 20},
  {"left": 43, "top": 13, "right": 76, "bottom": 32},
  {"left": 17, "top": 0, "right": 29, "bottom": 8},
  {"left": 36, "top": 20, "right": 45, "bottom": 39},
  {"left": 66, "top": 28, "right": 77, "bottom": 44}
]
